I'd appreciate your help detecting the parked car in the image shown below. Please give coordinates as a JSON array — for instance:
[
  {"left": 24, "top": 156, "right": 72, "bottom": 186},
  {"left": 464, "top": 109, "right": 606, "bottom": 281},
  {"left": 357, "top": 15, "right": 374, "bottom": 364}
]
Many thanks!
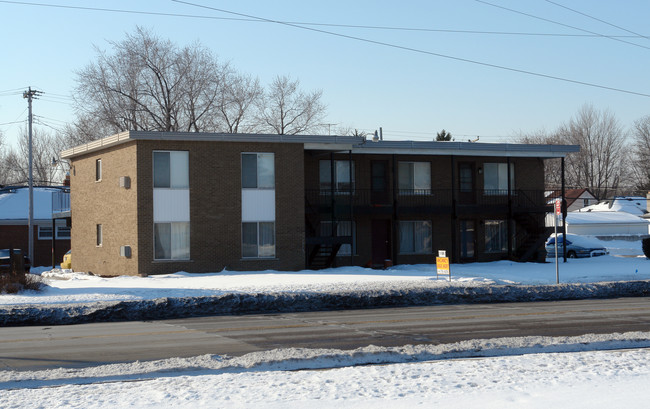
[
  {"left": 61, "top": 250, "right": 72, "bottom": 269},
  {"left": 0, "top": 249, "right": 31, "bottom": 273},
  {"left": 545, "top": 234, "right": 609, "bottom": 258}
]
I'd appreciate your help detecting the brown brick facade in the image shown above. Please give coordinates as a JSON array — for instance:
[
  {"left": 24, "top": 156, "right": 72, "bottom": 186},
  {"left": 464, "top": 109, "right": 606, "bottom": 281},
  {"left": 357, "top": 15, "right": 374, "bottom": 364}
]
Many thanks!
[
  {"left": 0, "top": 224, "right": 69, "bottom": 268},
  {"left": 66, "top": 132, "right": 557, "bottom": 275},
  {"left": 304, "top": 152, "right": 547, "bottom": 266},
  {"left": 70, "top": 139, "right": 305, "bottom": 276},
  {"left": 70, "top": 141, "right": 139, "bottom": 276}
]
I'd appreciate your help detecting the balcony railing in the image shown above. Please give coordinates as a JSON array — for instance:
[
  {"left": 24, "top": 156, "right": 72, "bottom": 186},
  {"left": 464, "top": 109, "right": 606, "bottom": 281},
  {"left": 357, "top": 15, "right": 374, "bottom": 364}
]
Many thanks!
[
  {"left": 52, "top": 189, "right": 71, "bottom": 215},
  {"left": 305, "top": 189, "right": 552, "bottom": 213}
]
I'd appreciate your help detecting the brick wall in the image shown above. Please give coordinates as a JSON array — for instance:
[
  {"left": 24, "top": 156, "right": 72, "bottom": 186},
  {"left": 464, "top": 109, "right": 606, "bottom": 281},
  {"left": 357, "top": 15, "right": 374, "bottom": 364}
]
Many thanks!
[
  {"left": 70, "top": 141, "right": 139, "bottom": 276},
  {"left": 0, "top": 224, "right": 69, "bottom": 268},
  {"left": 304, "top": 152, "right": 547, "bottom": 266},
  {"left": 135, "top": 140, "right": 305, "bottom": 276}
]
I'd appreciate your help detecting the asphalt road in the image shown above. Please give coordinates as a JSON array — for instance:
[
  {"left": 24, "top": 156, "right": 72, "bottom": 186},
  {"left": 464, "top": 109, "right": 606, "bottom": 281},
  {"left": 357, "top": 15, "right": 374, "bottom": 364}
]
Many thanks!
[{"left": 2, "top": 297, "right": 650, "bottom": 371}]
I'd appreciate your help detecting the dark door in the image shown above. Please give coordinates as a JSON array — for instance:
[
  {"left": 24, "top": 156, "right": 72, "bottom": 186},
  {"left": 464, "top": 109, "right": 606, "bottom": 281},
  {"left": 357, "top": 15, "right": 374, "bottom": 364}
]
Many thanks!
[
  {"left": 371, "top": 161, "right": 389, "bottom": 204},
  {"left": 371, "top": 220, "right": 391, "bottom": 266},
  {"left": 459, "top": 219, "right": 476, "bottom": 261},
  {"left": 458, "top": 162, "right": 475, "bottom": 204}
]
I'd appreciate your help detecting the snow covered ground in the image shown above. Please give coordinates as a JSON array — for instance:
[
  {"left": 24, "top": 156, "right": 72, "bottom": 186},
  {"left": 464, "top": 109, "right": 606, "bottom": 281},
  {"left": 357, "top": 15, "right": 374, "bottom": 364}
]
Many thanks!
[
  {"left": 3, "top": 238, "right": 648, "bottom": 307},
  {"left": 2, "top": 236, "right": 650, "bottom": 407},
  {"left": 2, "top": 333, "right": 650, "bottom": 408}
]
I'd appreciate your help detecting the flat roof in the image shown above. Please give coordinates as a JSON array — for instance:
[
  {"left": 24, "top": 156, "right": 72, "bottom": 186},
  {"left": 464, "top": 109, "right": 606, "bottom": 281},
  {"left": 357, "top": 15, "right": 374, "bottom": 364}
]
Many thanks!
[{"left": 61, "top": 130, "right": 579, "bottom": 159}]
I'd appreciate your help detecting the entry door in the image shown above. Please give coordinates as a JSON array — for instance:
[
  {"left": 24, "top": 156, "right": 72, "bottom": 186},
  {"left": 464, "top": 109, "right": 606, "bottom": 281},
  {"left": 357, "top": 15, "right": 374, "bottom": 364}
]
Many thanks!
[
  {"left": 371, "top": 220, "right": 391, "bottom": 266},
  {"left": 458, "top": 163, "right": 475, "bottom": 204},
  {"left": 371, "top": 161, "right": 389, "bottom": 204},
  {"left": 459, "top": 220, "right": 476, "bottom": 261}
]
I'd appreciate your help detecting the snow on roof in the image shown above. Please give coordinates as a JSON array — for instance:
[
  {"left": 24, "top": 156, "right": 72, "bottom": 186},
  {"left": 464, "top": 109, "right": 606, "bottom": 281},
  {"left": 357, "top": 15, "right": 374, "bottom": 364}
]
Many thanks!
[
  {"left": 0, "top": 187, "right": 63, "bottom": 220},
  {"left": 577, "top": 196, "right": 648, "bottom": 215},
  {"left": 565, "top": 211, "right": 650, "bottom": 225}
]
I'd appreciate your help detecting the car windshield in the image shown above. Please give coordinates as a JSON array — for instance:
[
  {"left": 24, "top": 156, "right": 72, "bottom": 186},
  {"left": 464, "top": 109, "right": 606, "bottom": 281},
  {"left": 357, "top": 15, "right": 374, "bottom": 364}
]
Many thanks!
[{"left": 548, "top": 237, "right": 573, "bottom": 245}]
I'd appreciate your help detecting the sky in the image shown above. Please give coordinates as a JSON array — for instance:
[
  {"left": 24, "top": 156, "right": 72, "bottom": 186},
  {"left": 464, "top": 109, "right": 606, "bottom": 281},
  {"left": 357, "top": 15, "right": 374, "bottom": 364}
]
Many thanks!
[{"left": 1, "top": 0, "right": 649, "bottom": 149}]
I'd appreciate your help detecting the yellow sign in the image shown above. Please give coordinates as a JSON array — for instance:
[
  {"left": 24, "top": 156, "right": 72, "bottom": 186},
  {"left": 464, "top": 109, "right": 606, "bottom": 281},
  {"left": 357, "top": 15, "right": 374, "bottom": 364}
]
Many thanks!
[{"left": 436, "top": 257, "right": 450, "bottom": 275}]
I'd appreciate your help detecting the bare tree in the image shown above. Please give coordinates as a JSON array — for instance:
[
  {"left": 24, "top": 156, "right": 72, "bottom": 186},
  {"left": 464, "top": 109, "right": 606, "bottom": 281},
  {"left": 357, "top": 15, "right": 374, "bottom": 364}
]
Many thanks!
[
  {"left": 0, "top": 131, "right": 10, "bottom": 185},
  {"left": 514, "top": 129, "right": 565, "bottom": 188},
  {"left": 559, "top": 104, "right": 628, "bottom": 198},
  {"left": 631, "top": 115, "right": 650, "bottom": 191},
  {"left": 217, "top": 70, "right": 263, "bottom": 133},
  {"left": 258, "top": 75, "right": 326, "bottom": 135},
  {"left": 72, "top": 27, "right": 228, "bottom": 135},
  {"left": 3, "top": 128, "right": 65, "bottom": 185}
]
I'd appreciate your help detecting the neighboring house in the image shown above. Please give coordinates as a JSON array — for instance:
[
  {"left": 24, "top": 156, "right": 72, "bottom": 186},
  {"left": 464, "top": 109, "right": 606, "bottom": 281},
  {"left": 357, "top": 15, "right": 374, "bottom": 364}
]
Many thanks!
[
  {"left": 577, "top": 196, "right": 648, "bottom": 216},
  {"left": 61, "top": 131, "right": 578, "bottom": 276},
  {"left": 563, "top": 211, "right": 650, "bottom": 236},
  {"left": 546, "top": 188, "right": 598, "bottom": 212},
  {"left": 0, "top": 186, "right": 71, "bottom": 267}
]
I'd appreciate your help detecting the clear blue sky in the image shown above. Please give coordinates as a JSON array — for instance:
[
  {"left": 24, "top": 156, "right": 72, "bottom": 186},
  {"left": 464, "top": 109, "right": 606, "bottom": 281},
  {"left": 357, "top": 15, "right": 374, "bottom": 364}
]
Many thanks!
[{"left": 1, "top": 0, "right": 649, "bottom": 147}]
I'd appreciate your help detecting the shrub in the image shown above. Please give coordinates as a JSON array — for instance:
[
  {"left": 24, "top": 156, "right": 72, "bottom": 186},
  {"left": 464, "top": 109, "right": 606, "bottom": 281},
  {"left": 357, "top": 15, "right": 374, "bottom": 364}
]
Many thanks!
[
  {"left": 643, "top": 238, "right": 650, "bottom": 259},
  {"left": 0, "top": 271, "right": 42, "bottom": 294}
]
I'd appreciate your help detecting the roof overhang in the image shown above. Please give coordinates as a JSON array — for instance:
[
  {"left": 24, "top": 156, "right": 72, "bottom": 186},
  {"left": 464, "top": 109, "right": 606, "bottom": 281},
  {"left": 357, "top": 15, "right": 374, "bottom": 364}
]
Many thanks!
[
  {"left": 61, "top": 130, "right": 579, "bottom": 160},
  {"left": 61, "top": 131, "right": 364, "bottom": 159},
  {"left": 350, "top": 140, "right": 580, "bottom": 158}
]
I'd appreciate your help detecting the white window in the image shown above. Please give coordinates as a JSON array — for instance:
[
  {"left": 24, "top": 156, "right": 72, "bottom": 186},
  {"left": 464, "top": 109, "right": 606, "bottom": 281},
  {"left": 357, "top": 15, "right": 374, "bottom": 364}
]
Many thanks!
[
  {"left": 153, "top": 151, "right": 189, "bottom": 189},
  {"left": 38, "top": 226, "right": 53, "bottom": 240},
  {"left": 399, "top": 221, "right": 432, "bottom": 254},
  {"left": 39, "top": 226, "right": 71, "bottom": 240},
  {"left": 96, "top": 224, "right": 103, "bottom": 247},
  {"left": 56, "top": 226, "right": 71, "bottom": 239},
  {"left": 242, "top": 222, "right": 275, "bottom": 258},
  {"left": 320, "top": 220, "right": 356, "bottom": 256},
  {"left": 95, "top": 159, "right": 102, "bottom": 182},
  {"left": 398, "top": 162, "right": 431, "bottom": 195},
  {"left": 319, "top": 160, "right": 355, "bottom": 193},
  {"left": 242, "top": 153, "right": 275, "bottom": 189},
  {"left": 485, "top": 220, "right": 508, "bottom": 253},
  {"left": 483, "top": 163, "right": 514, "bottom": 195},
  {"left": 153, "top": 151, "right": 190, "bottom": 260},
  {"left": 154, "top": 222, "right": 190, "bottom": 260}
]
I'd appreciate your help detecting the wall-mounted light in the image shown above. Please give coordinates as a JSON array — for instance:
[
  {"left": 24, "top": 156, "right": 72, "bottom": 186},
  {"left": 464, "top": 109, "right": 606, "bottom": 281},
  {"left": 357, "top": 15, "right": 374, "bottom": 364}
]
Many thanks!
[{"left": 478, "top": 167, "right": 483, "bottom": 174}]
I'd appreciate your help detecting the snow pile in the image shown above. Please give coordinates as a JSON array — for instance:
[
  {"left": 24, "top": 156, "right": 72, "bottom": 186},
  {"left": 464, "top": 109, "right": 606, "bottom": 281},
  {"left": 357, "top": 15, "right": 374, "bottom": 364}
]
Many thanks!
[
  {"left": 2, "top": 332, "right": 650, "bottom": 408},
  {"left": 2, "top": 242, "right": 650, "bottom": 325}
]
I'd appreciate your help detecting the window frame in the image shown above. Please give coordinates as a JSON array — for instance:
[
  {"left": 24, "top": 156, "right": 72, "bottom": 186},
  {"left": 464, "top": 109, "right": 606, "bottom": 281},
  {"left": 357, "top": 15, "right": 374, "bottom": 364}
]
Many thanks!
[
  {"left": 96, "top": 224, "right": 102, "bottom": 247},
  {"left": 241, "top": 152, "right": 275, "bottom": 189},
  {"left": 37, "top": 226, "right": 53, "bottom": 240},
  {"left": 319, "top": 159, "right": 355, "bottom": 194},
  {"left": 38, "top": 226, "right": 71, "bottom": 240},
  {"left": 95, "top": 158, "right": 102, "bottom": 182},
  {"left": 398, "top": 220, "right": 433, "bottom": 255},
  {"left": 484, "top": 219, "right": 508, "bottom": 253},
  {"left": 483, "top": 162, "right": 515, "bottom": 196},
  {"left": 153, "top": 221, "right": 191, "bottom": 261},
  {"left": 242, "top": 221, "right": 276, "bottom": 259},
  {"left": 398, "top": 161, "right": 432, "bottom": 195},
  {"left": 56, "top": 226, "right": 71, "bottom": 239},
  {"left": 153, "top": 150, "right": 189, "bottom": 189}
]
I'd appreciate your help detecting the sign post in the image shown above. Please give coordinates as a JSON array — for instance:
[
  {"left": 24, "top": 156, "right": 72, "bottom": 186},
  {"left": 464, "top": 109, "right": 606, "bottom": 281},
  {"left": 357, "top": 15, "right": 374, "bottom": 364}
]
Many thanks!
[
  {"left": 436, "top": 250, "right": 451, "bottom": 281},
  {"left": 554, "top": 199, "right": 561, "bottom": 284}
]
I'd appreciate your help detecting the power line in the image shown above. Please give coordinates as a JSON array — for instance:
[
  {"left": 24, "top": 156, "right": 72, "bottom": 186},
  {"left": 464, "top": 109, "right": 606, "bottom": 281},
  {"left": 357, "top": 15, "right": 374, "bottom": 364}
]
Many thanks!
[
  {"left": 173, "top": 0, "right": 650, "bottom": 98},
  {"left": 544, "top": 0, "right": 650, "bottom": 42},
  {"left": 475, "top": 0, "right": 650, "bottom": 51},
  {"left": 0, "top": 0, "right": 648, "bottom": 39}
]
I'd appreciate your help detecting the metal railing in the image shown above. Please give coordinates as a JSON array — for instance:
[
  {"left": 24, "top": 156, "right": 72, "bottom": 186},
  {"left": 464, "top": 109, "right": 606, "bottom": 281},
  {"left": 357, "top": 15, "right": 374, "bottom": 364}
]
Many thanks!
[
  {"left": 305, "top": 189, "right": 553, "bottom": 211},
  {"left": 52, "top": 189, "right": 71, "bottom": 213}
]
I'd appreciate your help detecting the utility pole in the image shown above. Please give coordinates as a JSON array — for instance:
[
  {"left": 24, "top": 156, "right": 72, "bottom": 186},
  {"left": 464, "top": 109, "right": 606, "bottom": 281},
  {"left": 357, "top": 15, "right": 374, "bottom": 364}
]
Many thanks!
[{"left": 23, "top": 87, "right": 42, "bottom": 265}]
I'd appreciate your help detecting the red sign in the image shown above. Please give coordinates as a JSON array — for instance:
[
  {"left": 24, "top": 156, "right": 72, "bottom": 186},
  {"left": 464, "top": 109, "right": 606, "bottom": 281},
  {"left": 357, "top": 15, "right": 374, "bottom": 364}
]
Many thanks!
[{"left": 555, "top": 199, "right": 562, "bottom": 215}]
